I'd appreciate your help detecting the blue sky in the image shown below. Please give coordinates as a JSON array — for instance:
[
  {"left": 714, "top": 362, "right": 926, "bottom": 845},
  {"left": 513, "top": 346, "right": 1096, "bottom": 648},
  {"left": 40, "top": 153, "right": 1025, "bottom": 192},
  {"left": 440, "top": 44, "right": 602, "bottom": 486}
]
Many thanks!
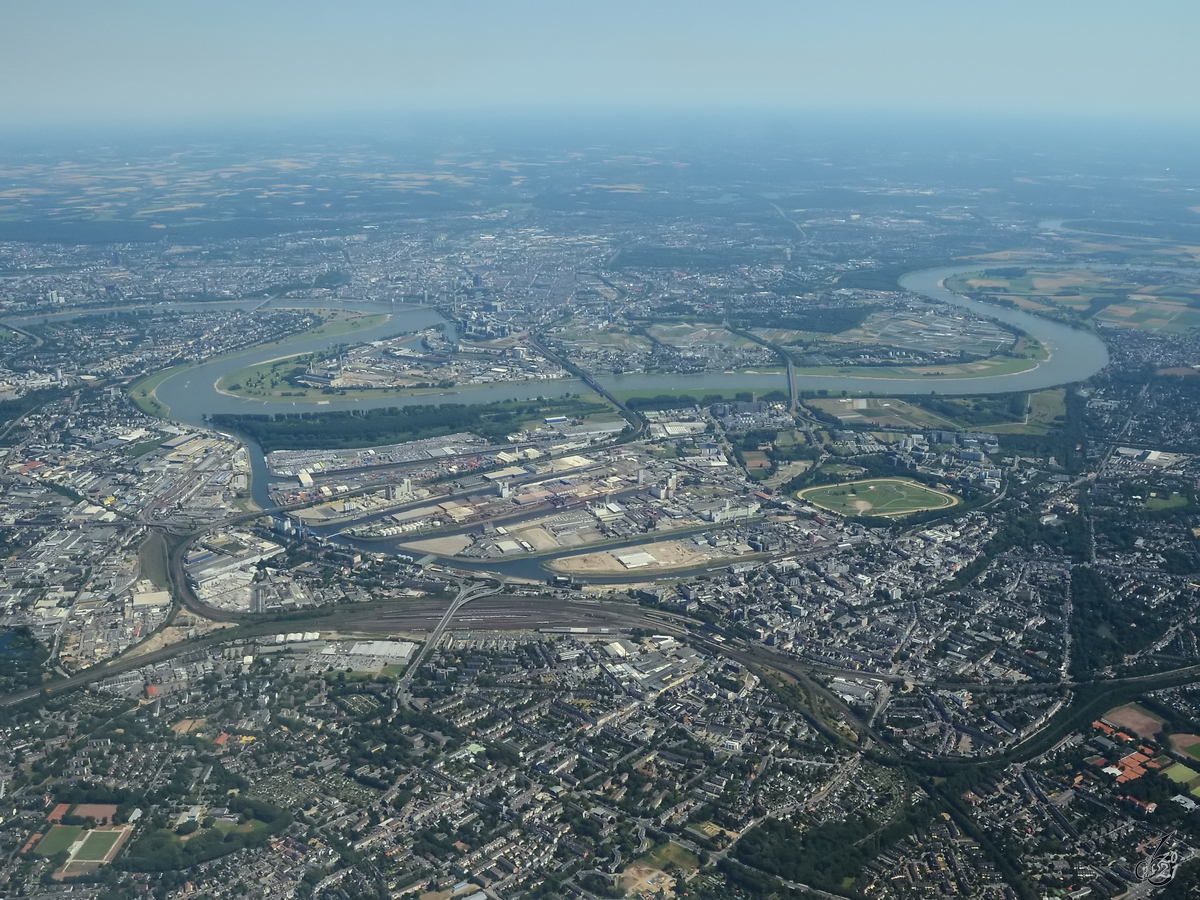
[{"left": 4, "top": 0, "right": 1198, "bottom": 127}]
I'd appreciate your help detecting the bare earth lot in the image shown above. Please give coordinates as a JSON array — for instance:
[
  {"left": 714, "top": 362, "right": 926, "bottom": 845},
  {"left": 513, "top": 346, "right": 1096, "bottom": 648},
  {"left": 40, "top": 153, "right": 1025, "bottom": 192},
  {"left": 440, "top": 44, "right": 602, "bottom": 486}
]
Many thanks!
[{"left": 1102, "top": 703, "right": 1165, "bottom": 740}]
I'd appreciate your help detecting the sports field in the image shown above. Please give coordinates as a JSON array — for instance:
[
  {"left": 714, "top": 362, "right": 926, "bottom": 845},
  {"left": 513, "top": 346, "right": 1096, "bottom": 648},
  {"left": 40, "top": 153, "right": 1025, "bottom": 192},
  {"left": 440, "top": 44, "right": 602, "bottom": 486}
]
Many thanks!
[
  {"left": 74, "top": 829, "right": 123, "bottom": 861},
  {"left": 798, "top": 478, "right": 959, "bottom": 517},
  {"left": 34, "top": 825, "right": 83, "bottom": 856},
  {"left": 1103, "top": 702, "right": 1165, "bottom": 740}
]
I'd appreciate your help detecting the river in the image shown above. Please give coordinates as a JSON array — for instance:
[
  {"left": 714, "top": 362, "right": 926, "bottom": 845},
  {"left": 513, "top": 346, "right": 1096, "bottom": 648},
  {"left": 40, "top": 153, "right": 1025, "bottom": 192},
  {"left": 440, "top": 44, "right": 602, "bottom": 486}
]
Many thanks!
[
  {"left": 144, "top": 265, "right": 1108, "bottom": 432},
  {"left": 12, "top": 265, "right": 1113, "bottom": 571}
]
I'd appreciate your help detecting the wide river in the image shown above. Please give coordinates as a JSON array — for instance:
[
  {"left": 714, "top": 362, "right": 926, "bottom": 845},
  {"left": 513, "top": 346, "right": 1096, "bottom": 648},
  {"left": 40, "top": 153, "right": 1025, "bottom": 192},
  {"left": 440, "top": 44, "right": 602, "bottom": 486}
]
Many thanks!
[
  {"left": 145, "top": 264, "right": 1108, "bottom": 430},
  {"left": 10, "top": 264, "right": 1110, "bottom": 516}
]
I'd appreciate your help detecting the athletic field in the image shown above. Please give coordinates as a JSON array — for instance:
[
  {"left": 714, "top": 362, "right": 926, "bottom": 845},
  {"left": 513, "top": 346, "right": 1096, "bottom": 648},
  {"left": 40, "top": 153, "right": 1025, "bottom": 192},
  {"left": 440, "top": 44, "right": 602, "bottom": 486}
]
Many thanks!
[
  {"left": 798, "top": 478, "right": 958, "bottom": 517},
  {"left": 34, "top": 825, "right": 83, "bottom": 856},
  {"left": 74, "top": 829, "right": 123, "bottom": 861}
]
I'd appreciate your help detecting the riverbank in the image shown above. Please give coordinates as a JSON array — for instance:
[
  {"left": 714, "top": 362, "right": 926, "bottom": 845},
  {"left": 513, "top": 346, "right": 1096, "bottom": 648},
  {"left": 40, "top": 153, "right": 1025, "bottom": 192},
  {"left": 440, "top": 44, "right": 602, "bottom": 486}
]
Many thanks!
[{"left": 140, "top": 265, "right": 1110, "bottom": 435}]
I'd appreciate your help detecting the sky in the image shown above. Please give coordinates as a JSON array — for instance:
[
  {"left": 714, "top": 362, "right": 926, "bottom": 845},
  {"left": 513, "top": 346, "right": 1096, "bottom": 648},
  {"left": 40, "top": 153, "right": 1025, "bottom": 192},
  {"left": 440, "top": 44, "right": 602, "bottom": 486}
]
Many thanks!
[{"left": 4, "top": 0, "right": 1200, "bottom": 130}]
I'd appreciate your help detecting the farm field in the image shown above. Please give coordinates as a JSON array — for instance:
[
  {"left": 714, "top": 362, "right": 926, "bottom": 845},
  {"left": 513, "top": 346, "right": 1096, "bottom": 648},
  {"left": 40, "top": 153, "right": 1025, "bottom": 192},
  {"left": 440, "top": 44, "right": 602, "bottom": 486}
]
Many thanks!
[
  {"left": 1094, "top": 297, "right": 1200, "bottom": 332},
  {"left": 798, "top": 478, "right": 958, "bottom": 517},
  {"left": 947, "top": 267, "right": 1200, "bottom": 332}
]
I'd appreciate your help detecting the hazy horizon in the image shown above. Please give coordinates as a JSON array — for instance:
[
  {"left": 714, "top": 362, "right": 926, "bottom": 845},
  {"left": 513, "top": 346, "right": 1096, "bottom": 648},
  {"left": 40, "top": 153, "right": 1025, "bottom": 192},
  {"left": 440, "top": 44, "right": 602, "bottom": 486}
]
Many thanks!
[{"left": 5, "top": 0, "right": 1200, "bottom": 131}]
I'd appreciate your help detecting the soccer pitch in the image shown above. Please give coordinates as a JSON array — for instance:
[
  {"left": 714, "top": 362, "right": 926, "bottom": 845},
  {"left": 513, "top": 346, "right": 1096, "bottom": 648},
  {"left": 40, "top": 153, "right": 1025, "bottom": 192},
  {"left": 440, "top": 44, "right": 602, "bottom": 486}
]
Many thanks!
[
  {"left": 798, "top": 478, "right": 958, "bottom": 517},
  {"left": 74, "top": 829, "right": 123, "bottom": 862},
  {"left": 34, "top": 825, "right": 83, "bottom": 856}
]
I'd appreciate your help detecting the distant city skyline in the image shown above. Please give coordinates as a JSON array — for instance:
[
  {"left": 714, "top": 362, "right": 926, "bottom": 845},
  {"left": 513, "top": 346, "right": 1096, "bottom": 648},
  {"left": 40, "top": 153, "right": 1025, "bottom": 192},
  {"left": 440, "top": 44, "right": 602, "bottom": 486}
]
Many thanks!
[{"left": 4, "top": 0, "right": 1200, "bottom": 130}]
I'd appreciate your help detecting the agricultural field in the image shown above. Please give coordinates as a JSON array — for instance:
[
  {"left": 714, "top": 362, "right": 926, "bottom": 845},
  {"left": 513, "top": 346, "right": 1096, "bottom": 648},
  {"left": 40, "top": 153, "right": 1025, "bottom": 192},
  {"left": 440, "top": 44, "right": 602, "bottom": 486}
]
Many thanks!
[
  {"left": 1044, "top": 225, "right": 1200, "bottom": 265},
  {"left": 947, "top": 267, "right": 1200, "bottom": 332},
  {"left": 1094, "top": 297, "right": 1200, "bottom": 332},
  {"left": 798, "top": 478, "right": 959, "bottom": 517}
]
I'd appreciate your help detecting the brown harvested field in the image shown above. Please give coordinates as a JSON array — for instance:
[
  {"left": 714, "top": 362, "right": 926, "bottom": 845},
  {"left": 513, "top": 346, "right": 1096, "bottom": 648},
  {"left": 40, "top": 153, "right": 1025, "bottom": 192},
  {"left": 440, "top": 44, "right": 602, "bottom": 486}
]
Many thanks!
[
  {"left": 1004, "top": 295, "right": 1055, "bottom": 311},
  {"left": 1102, "top": 703, "right": 1165, "bottom": 740},
  {"left": 71, "top": 804, "right": 118, "bottom": 824},
  {"left": 1031, "top": 273, "right": 1092, "bottom": 291}
]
